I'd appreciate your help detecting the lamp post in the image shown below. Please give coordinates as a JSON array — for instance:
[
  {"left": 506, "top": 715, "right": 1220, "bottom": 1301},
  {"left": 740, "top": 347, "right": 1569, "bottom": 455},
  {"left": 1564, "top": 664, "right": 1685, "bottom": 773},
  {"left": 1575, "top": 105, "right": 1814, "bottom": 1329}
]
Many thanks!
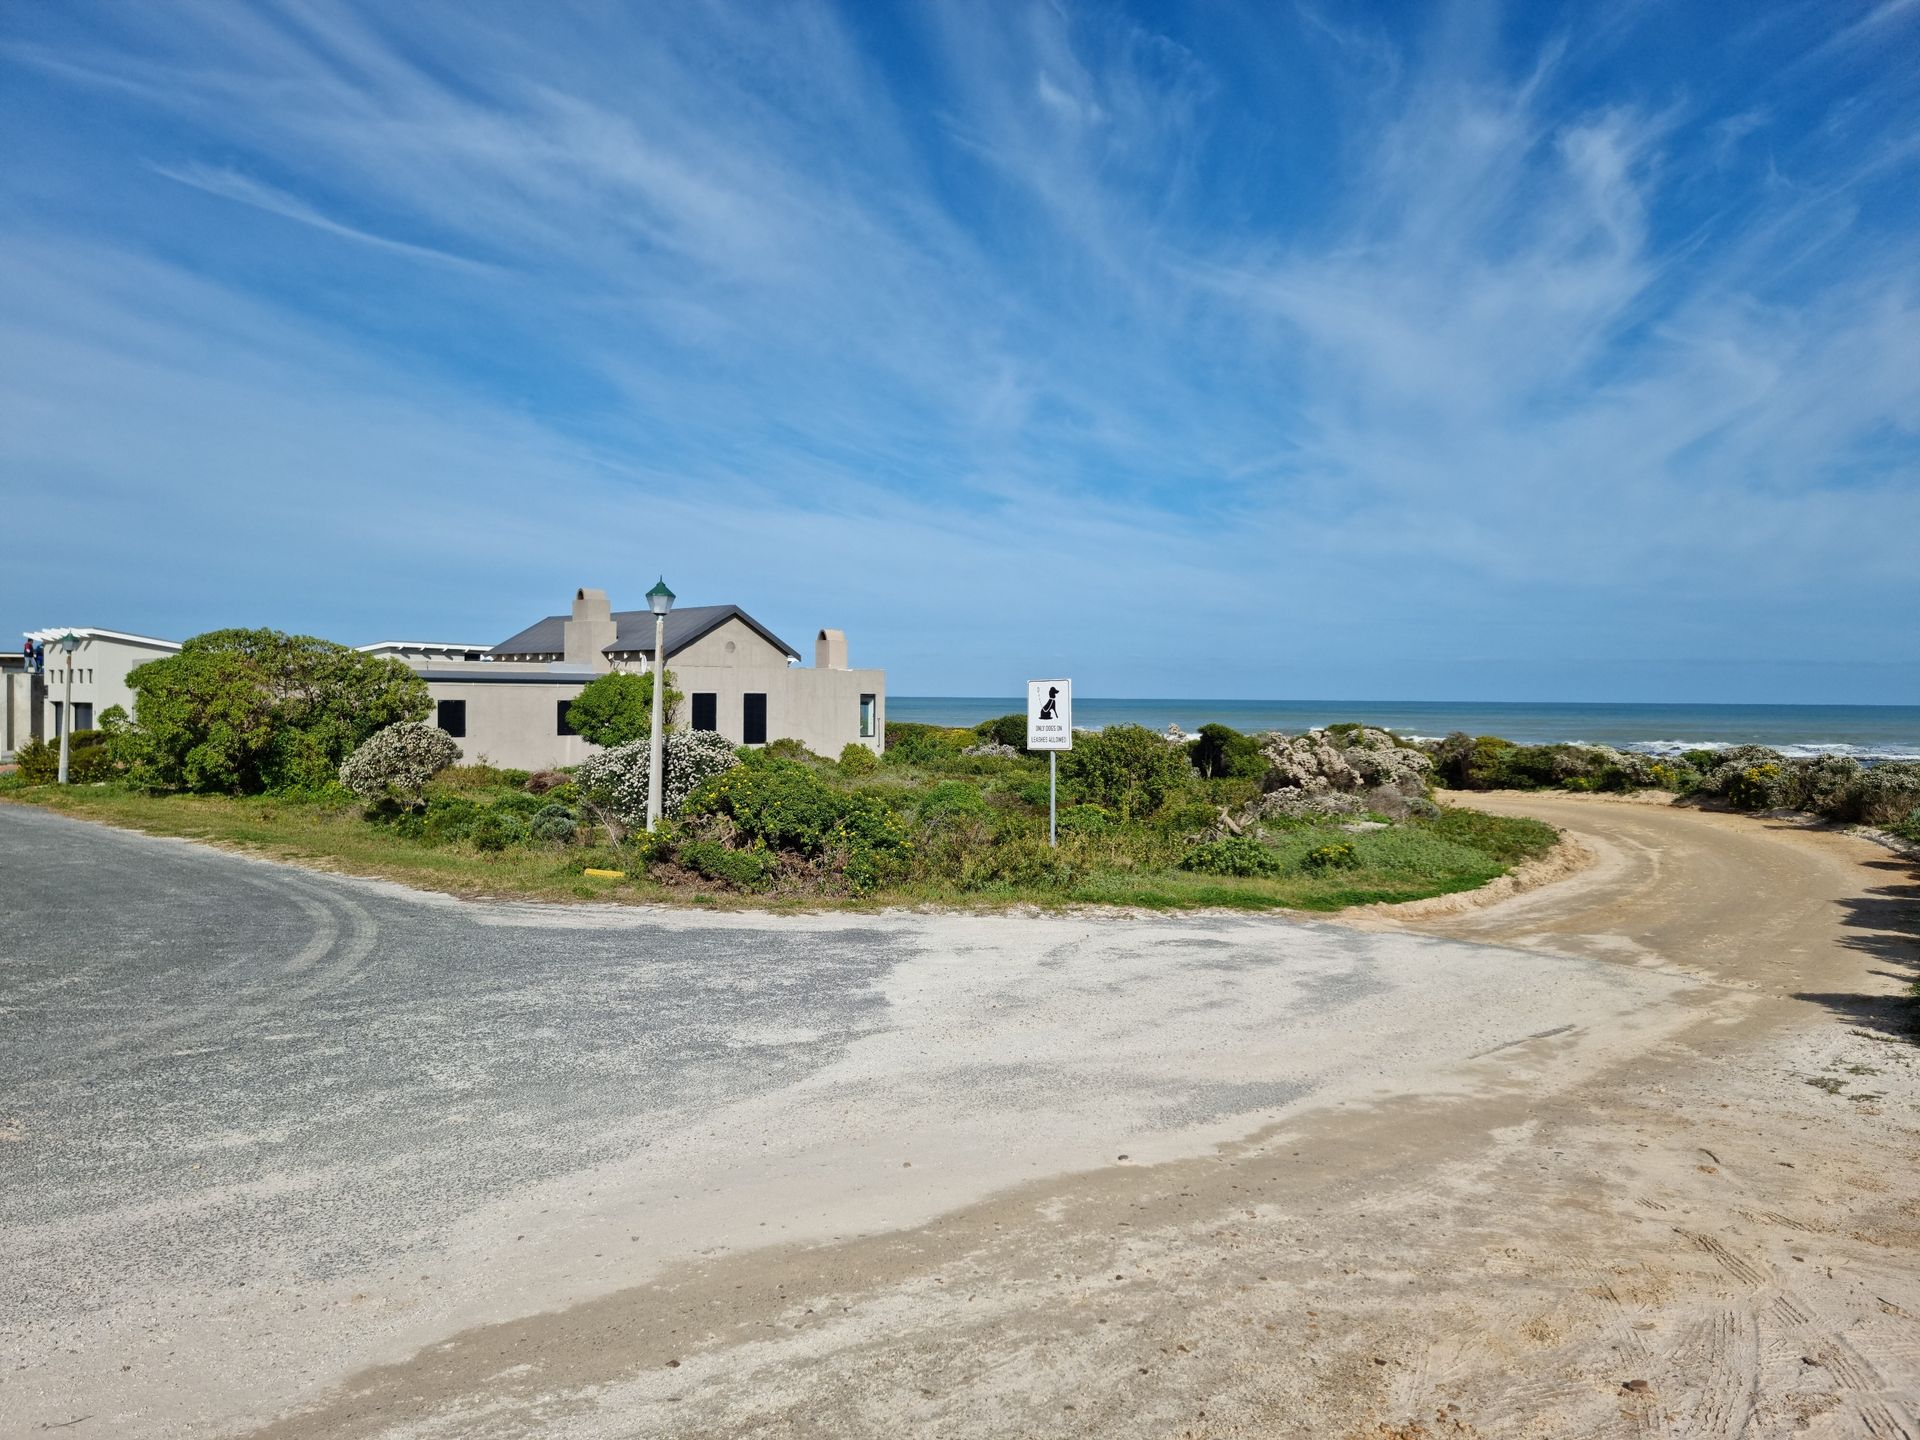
[
  {"left": 56, "top": 633, "right": 80, "bottom": 784},
  {"left": 645, "top": 577, "right": 675, "bottom": 830}
]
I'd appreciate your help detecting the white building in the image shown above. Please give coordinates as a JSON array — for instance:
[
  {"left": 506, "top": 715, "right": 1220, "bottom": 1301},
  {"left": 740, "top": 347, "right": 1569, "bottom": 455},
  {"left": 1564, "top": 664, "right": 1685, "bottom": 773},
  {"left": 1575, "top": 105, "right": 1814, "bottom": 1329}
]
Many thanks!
[{"left": 19, "top": 628, "right": 182, "bottom": 744}]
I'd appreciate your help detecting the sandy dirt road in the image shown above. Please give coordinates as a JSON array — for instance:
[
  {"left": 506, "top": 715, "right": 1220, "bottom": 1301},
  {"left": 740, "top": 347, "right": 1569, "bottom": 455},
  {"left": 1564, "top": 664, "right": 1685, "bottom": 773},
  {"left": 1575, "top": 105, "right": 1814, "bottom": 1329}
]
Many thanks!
[{"left": 4, "top": 798, "right": 1917, "bottom": 1438}]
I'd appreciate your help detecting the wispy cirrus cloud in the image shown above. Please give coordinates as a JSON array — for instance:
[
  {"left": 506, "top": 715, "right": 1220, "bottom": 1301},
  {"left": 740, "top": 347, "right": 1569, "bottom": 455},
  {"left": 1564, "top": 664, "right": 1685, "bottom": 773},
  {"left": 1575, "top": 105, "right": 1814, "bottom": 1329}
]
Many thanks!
[
  {"left": 151, "top": 161, "right": 494, "bottom": 271},
  {"left": 0, "top": 0, "right": 1916, "bottom": 699}
]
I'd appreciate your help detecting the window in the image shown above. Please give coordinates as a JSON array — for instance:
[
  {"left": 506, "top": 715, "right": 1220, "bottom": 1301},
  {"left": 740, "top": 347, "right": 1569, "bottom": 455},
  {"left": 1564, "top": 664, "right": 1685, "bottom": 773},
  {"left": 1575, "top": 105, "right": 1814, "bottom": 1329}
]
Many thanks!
[
  {"left": 436, "top": 699, "right": 467, "bottom": 738},
  {"left": 859, "top": 694, "right": 876, "bottom": 739},
  {"left": 691, "top": 693, "right": 717, "bottom": 732},
  {"left": 742, "top": 692, "right": 767, "bottom": 746},
  {"left": 50, "top": 700, "right": 62, "bottom": 738},
  {"left": 557, "top": 700, "right": 577, "bottom": 737},
  {"left": 73, "top": 703, "right": 93, "bottom": 731}
]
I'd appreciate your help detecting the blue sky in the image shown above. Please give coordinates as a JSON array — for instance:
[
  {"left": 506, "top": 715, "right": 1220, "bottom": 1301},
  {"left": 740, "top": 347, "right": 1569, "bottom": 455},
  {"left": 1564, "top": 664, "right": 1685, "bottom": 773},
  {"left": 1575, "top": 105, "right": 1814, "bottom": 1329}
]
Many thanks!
[{"left": 2, "top": 1, "right": 1917, "bottom": 703}]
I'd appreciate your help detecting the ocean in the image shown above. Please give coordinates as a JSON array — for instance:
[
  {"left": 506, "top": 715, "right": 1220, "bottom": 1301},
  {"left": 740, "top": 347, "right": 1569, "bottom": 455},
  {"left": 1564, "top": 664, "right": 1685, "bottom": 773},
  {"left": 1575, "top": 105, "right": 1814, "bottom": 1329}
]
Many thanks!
[{"left": 888, "top": 698, "right": 1920, "bottom": 763}]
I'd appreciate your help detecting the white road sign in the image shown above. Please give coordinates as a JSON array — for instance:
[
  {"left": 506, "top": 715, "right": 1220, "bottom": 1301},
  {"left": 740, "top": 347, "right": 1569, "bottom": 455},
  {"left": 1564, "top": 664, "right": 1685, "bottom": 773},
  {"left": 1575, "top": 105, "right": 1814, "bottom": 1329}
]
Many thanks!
[{"left": 1027, "top": 678, "right": 1072, "bottom": 751}]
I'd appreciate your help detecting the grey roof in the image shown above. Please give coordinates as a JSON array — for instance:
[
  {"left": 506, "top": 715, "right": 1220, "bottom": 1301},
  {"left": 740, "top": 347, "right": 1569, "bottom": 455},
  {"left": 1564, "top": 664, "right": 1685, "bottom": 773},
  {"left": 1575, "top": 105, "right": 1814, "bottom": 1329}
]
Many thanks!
[{"left": 490, "top": 604, "right": 799, "bottom": 662}]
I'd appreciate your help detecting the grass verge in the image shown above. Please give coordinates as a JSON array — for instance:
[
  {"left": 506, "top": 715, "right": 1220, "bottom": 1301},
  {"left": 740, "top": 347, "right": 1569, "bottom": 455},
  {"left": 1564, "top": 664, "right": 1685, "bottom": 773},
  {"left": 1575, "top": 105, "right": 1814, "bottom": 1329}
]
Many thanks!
[{"left": 0, "top": 777, "right": 1558, "bottom": 914}]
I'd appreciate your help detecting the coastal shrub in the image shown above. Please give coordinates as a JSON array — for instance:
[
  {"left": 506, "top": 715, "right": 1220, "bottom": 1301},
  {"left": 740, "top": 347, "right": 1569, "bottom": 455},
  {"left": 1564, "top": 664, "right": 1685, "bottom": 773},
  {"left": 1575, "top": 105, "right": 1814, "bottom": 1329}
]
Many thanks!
[
  {"left": 1301, "top": 841, "right": 1360, "bottom": 871},
  {"left": 469, "top": 807, "right": 530, "bottom": 852},
  {"left": 676, "top": 837, "right": 771, "bottom": 888},
  {"left": 528, "top": 803, "right": 580, "bottom": 843},
  {"left": 1260, "top": 727, "right": 1432, "bottom": 795},
  {"left": 883, "top": 722, "right": 972, "bottom": 767},
  {"left": 1431, "top": 733, "right": 1701, "bottom": 794},
  {"left": 13, "top": 733, "right": 113, "bottom": 784},
  {"left": 1180, "top": 835, "right": 1285, "bottom": 877},
  {"left": 1153, "top": 796, "right": 1221, "bottom": 837},
  {"left": 1891, "top": 806, "right": 1920, "bottom": 844},
  {"left": 564, "top": 670, "right": 681, "bottom": 749},
  {"left": 1695, "top": 746, "right": 1786, "bottom": 798},
  {"left": 13, "top": 738, "right": 56, "bottom": 784},
  {"left": 1845, "top": 762, "right": 1920, "bottom": 827},
  {"left": 974, "top": 713, "right": 1028, "bottom": 751},
  {"left": 575, "top": 729, "right": 741, "bottom": 827},
  {"left": 1011, "top": 778, "right": 1052, "bottom": 808},
  {"left": 839, "top": 743, "right": 879, "bottom": 776},
  {"left": 1724, "top": 763, "right": 1786, "bottom": 809},
  {"left": 1057, "top": 803, "right": 1116, "bottom": 836},
  {"left": 1060, "top": 724, "right": 1190, "bottom": 818},
  {"left": 525, "top": 768, "right": 570, "bottom": 795},
  {"left": 338, "top": 722, "right": 461, "bottom": 807},
  {"left": 125, "top": 628, "right": 428, "bottom": 794},
  {"left": 918, "top": 780, "right": 991, "bottom": 825},
  {"left": 763, "top": 737, "right": 820, "bottom": 762},
  {"left": 687, "top": 753, "right": 909, "bottom": 891},
  {"left": 1188, "top": 723, "right": 1266, "bottom": 780}
]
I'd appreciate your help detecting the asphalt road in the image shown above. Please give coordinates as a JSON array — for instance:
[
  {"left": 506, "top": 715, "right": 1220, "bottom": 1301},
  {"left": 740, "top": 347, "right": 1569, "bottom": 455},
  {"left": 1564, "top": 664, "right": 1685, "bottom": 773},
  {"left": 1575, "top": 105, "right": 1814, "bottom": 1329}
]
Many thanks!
[{"left": 0, "top": 803, "right": 1705, "bottom": 1437}]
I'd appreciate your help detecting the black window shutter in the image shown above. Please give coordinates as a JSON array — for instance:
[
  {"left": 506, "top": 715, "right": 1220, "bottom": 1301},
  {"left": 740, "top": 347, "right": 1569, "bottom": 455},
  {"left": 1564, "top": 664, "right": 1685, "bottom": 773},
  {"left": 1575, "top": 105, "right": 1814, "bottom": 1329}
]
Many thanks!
[{"left": 742, "top": 693, "right": 767, "bottom": 745}]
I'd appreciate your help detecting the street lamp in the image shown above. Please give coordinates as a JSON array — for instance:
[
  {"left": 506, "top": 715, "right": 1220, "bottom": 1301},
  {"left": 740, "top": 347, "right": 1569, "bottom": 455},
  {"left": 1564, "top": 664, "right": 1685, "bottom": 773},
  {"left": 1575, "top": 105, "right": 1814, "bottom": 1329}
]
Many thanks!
[
  {"left": 56, "top": 633, "right": 80, "bottom": 784},
  {"left": 645, "top": 577, "right": 675, "bottom": 830}
]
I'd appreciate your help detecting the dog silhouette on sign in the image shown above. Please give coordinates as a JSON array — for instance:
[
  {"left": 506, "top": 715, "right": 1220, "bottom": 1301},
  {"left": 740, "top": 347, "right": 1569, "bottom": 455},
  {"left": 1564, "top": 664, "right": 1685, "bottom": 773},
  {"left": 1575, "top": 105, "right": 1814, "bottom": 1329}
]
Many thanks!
[{"left": 1039, "top": 687, "right": 1059, "bottom": 720}]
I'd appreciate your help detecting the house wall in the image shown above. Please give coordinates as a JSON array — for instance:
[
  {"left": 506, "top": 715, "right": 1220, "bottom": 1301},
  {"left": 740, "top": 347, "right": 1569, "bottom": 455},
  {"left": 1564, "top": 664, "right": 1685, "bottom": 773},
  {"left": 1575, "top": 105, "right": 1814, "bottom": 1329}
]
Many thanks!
[
  {"left": 415, "top": 642, "right": 885, "bottom": 770},
  {"left": 420, "top": 668, "right": 599, "bottom": 771},
  {"left": 667, "top": 664, "right": 884, "bottom": 757},
  {"left": 33, "top": 636, "right": 178, "bottom": 739},
  {"left": 2, "top": 661, "right": 33, "bottom": 759}
]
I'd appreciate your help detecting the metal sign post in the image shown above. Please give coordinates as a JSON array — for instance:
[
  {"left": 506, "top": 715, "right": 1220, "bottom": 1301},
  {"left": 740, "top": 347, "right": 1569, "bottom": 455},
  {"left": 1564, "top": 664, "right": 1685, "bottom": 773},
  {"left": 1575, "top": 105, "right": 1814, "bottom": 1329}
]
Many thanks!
[{"left": 1026, "top": 678, "right": 1072, "bottom": 846}]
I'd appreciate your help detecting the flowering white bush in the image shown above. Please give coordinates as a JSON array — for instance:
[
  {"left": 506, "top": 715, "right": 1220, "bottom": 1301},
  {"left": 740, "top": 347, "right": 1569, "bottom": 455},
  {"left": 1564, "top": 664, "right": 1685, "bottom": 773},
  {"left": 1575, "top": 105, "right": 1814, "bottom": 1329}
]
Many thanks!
[
  {"left": 576, "top": 730, "right": 741, "bottom": 826},
  {"left": 1237, "top": 726, "right": 1432, "bottom": 825},
  {"left": 338, "top": 722, "right": 460, "bottom": 805},
  {"left": 1257, "top": 727, "right": 1431, "bottom": 796}
]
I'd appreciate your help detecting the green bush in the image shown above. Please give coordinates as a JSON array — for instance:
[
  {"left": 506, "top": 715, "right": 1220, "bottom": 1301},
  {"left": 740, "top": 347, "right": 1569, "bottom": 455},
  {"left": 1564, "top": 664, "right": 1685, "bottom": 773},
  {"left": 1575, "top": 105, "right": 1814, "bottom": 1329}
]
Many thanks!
[
  {"left": 1188, "top": 723, "right": 1266, "bottom": 780},
  {"left": 918, "top": 780, "right": 990, "bottom": 824},
  {"left": 1180, "top": 835, "right": 1285, "bottom": 877},
  {"left": 1059, "top": 725, "right": 1191, "bottom": 818},
  {"left": 676, "top": 838, "right": 771, "bottom": 888},
  {"left": 761, "top": 737, "right": 820, "bottom": 762},
  {"left": 1725, "top": 762, "right": 1787, "bottom": 810},
  {"left": 883, "top": 722, "right": 972, "bottom": 767},
  {"left": 469, "top": 808, "right": 531, "bottom": 851},
  {"left": 688, "top": 753, "right": 908, "bottom": 890},
  {"left": 840, "top": 743, "right": 879, "bottom": 776},
  {"left": 529, "top": 803, "right": 579, "bottom": 843},
  {"left": 1155, "top": 796, "right": 1222, "bottom": 837},
  {"left": 1011, "top": 777, "right": 1052, "bottom": 808},
  {"left": 1891, "top": 806, "right": 1920, "bottom": 844},
  {"left": 125, "top": 628, "right": 428, "bottom": 794},
  {"left": 973, "top": 713, "right": 1028, "bottom": 751},
  {"left": 14, "top": 738, "right": 57, "bottom": 784},
  {"left": 14, "top": 732, "right": 113, "bottom": 784},
  {"left": 565, "top": 670, "right": 681, "bottom": 749},
  {"left": 1056, "top": 803, "right": 1115, "bottom": 836},
  {"left": 1301, "top": 841, "right": 1360, "bottom": 870}
]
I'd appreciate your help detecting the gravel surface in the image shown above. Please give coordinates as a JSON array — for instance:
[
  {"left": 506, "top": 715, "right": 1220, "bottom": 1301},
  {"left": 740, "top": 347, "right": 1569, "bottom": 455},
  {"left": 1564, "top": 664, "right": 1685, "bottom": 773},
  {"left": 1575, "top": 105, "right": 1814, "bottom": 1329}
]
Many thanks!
[{"left": 1, "top": 803, "right": 1710, "bottom": 1436}]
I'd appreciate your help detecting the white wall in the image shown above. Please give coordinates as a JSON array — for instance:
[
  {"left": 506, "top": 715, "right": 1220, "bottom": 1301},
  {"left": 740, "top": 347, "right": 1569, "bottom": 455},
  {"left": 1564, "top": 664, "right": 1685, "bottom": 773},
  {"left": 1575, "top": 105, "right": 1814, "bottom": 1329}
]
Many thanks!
[{"left": 31, "top": 634, "right": 178, "bottom": 738}]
